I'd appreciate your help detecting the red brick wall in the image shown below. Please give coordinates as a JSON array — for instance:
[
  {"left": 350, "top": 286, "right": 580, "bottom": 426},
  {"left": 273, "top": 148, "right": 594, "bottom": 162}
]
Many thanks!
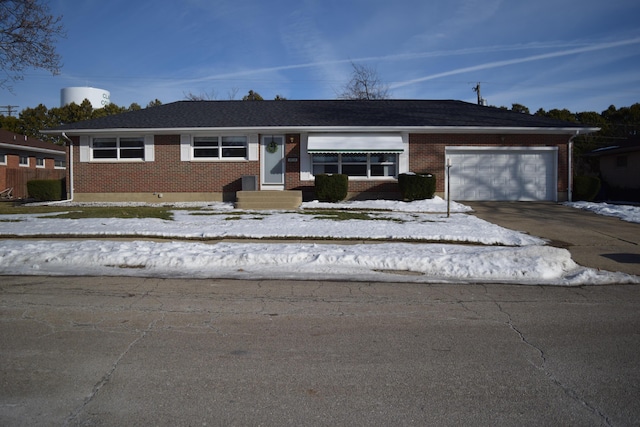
[{"left": 71, "top": 135, "right": 260, "bottom": 195}]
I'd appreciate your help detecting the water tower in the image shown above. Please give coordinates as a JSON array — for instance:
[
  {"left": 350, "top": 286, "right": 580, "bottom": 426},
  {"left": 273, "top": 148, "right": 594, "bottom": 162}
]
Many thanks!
[{"left": 60, "top": 87, "right": 111, "bottom": 108}]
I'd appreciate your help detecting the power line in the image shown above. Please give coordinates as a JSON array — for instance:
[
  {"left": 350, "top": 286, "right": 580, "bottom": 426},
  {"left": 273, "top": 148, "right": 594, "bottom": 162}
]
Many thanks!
[{"left": 0, "top": 105, "right": 20, "bottom": 116}]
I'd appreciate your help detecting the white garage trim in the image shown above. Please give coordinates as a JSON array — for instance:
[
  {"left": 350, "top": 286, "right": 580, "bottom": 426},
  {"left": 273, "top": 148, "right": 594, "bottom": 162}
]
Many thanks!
[{"left": 445, "top": 146, "right": 558, "bottom": 201}]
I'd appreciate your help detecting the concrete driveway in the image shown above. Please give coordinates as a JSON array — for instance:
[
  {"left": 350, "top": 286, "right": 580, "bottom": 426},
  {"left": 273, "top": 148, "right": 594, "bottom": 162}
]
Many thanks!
[{"left": 467, "top": 202, "right": 640, "bottom": 276}]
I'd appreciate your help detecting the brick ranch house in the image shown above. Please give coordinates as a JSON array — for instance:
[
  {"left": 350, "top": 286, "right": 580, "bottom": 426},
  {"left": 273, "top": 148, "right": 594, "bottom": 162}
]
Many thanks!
[
  {"left": 0, "top": 129, "right": 66, "bottom": 199},
  {"left": 44, "top": 99, "right": 598, "bottom": 204}
]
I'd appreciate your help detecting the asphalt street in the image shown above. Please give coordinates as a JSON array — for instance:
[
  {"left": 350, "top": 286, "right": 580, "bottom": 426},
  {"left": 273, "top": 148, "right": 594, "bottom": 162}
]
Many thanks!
[{"left": 1, "top": 276, "right": 639, "bottom": 426}]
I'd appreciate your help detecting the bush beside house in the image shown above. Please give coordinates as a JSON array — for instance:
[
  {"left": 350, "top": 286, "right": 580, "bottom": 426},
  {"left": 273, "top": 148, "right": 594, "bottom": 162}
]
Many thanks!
[
  {"left": 314, "top": 174, "right": 348, "bottom": 202},
  {"left": 573, "top": 175, "right": 601, "bottom": 201},
  {"left": 27, "top": 179, "right": 65, "bottom": 201},
  {"left": 398, "top": 173, "right": 436, "bottom": 201}
]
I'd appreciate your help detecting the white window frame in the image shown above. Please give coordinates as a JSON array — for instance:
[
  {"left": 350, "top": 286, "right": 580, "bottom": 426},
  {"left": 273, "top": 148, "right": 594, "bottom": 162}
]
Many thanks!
[
  {"left": 90, "top": 136, "right": 145, "bottom": 161},
  {"left": 19, "top": 155, "right": 29, "bottom": 167},
  {"left": 190, "top": 134, "right": 248, "bottom": 161},
  {"left": 54, "top": 158, "right": 66, "bottom": 169},
  {"left": 36, "top": 157, "right": 45, "bottom": 168},
  {"left": 0, "top": 153, "right": 6, "bottom": 165},
  {"left": 311, "top": 152, "right": 398, "bottom": 179}
]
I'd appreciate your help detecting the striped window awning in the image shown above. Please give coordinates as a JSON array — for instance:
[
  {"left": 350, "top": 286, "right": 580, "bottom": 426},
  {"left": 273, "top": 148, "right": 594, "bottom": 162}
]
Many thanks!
[{"left": 307, "top": 134, "right": 404, "bottom": 153}]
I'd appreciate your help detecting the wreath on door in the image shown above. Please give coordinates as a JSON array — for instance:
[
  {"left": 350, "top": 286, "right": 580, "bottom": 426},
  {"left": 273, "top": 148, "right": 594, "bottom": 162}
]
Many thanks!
[{"left": 266, "top": 139, "right": 278, "bottom": 153}]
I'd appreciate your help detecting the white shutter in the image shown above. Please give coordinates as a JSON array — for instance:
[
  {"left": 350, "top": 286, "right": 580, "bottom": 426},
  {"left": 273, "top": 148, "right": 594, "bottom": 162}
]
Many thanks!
[
  {"left": 299, "top": 133, "right": 313, "bottom": 181},
  {"left": 144, "top": 135, "right": 154, "bottom": 162},
  {"left": 180, "top": 134, "right": 191, "bottom": 161},
  {"left": 248, "top": 134, "right": 258, "bottom": 161},
  {"left": 79, "top": 135, "right": 90, "bottom": 162},
  {"left": 398, "top": 133, "right": 409, "bottom": 174}
]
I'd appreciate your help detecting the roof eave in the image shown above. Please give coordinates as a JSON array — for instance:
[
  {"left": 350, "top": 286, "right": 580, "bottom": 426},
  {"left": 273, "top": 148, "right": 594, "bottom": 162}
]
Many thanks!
[
  {"left": 42, "top": 126, "right": 601, "bottom": 136},
  {"left": 0, "top": 142, "right": 66, "bottom": 155}
]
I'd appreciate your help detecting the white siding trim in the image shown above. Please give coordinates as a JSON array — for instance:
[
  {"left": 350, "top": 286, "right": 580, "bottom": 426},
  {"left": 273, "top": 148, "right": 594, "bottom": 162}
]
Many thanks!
[
  {"left": 248, "top": 134, "right": 259, "bottom": 161},
  {"left": 144, "top": 135, "right": 155, "bottom": 162},
  {"left": 299, "top": 133, "right": 313, "bottom": 181},
  {"left": 79, "top": 136, "right": 90, "bottom": 162},
  {"left": 398, "top": 132, "right": 409, "bottom": 174},
  {"left": 180, "top": 134, "right": 191, "bottom": 161}
]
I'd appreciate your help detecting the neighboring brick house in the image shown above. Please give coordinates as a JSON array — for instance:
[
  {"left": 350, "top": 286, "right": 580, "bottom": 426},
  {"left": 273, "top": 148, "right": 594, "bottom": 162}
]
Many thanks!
[
  {"left": 45, "top": 100, "right": 599, "bottom": 203},
  {"left": 0, "top": 129, "right": 66, "bottom": 199},
  {"left": 586, "top": 136, "right": 640, "bottom": 201}
]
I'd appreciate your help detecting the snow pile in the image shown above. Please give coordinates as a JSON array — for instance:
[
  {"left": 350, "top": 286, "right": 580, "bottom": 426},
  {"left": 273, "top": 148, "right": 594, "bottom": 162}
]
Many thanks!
[
  {"left": 566, "top": 201, "right": 640, "bottom": 224},
  {"left": 0, "top": 240, "right": 634, "bottom": 285}
]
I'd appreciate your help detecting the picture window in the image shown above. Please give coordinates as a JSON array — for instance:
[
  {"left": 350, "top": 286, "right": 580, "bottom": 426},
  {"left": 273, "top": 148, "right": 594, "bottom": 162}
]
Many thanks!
[
  {"left": 92, "top": 137, "right": 144, "bottom": 160},
  {"left": 193, "top": 136, "right": 247, "bottom": 159},
  {"left": 312, "top": 153, "right": 397, "bottom": 178}
]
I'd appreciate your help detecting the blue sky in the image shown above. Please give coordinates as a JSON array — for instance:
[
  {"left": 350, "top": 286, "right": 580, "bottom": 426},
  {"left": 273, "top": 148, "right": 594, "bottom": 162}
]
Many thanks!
[{"left": 2, "top": 0, "right": 640, "bottom": 114}]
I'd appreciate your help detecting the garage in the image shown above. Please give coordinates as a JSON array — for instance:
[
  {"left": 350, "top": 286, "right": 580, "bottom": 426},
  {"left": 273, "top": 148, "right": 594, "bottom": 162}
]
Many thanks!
[{"left": 446, "top": 147, "right": 558, "bottom": 201}]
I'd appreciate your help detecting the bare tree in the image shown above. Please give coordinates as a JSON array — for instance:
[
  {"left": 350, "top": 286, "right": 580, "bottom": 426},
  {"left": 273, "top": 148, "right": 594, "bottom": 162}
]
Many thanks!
[
  {"left": 338, "top": 62, "right": 390, "bottom": 100},
  {"left": 227, "top": 87, "right": 239, "bottom": 100},
  {"left": 183, "top": 89, "right": 218, "bottom": 101},
  {"left": 0, "top": 0, "right": 65, "bottom": 90}
]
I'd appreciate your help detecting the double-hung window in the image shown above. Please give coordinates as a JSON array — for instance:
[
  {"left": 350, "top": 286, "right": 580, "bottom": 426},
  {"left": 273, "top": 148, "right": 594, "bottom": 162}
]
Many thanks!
[
  {"left": 193, "top": 136, "right": 247, "bottom": 160},
  {"left": 92, "top": 137, "right": 144, "bottom": 160},
  {"left": 312, "top": 153, "right": 397, "bottom": 178}
]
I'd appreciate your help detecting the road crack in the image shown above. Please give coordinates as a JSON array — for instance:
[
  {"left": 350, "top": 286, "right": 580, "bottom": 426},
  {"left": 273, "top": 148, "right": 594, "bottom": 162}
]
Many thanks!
[
  {"left": 64, "top": 314, "right": 164, "bottom": 425},
  {"left": 496, "top": 302, "right": 612, "bottom": 426}
]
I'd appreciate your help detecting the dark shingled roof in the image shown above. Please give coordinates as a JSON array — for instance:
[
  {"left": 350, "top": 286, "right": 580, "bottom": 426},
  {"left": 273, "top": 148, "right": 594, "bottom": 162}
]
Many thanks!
[
  {"left": 0, "top": 129, "right": 65, "bottom": 152},
  {"left": 48, "top": 99, "right": 594, "bottom": 132}
]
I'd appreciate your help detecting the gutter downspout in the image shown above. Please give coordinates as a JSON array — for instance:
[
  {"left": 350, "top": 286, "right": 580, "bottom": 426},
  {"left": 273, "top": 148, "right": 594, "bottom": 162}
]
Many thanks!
[
  {"left": 48, "top": 132, "right": 74, "bottom": 203},
  {"left": 567, "top": 131, "right": 579, "bottom": 202}
]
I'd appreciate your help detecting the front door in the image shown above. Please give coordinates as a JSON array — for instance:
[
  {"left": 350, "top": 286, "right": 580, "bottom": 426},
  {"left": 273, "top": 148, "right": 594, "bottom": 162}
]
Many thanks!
[{"left": 261, "top": 135, "right": 285, "bottom": 189}]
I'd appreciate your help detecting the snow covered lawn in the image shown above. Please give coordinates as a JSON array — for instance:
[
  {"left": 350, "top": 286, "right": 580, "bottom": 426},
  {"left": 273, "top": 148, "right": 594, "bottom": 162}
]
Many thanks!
[{"left": 0, "top": 198, "right": 638, "bottom": 285}]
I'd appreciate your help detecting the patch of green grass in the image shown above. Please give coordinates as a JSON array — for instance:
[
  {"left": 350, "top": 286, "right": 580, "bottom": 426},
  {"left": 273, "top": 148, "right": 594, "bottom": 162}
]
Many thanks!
[
  {"left": 0, "top": 205, "right": 63, "bottom": 215},
  {"left": 301, "top": 210, "right": 372, "bottom": 221},
  {"left": 52, "top": 207, "right": 174, "bottom": 220},
  {"left": 301, "top": 210, "right": 409, "bottom": 223},
  {"left": 188, "top": 211, "right": 230, "bottom": 216},
  {"left": 0, "top": 205, "right": 173, "bottom": 220}
]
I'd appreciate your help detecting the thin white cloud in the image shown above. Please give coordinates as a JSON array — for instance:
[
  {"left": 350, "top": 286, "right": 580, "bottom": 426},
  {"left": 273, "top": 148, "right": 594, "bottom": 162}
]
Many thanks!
[
  {"left": 390, "top": 37, "right": 640, "bottom": 89},
  {"left": 155, "top": 40, "right": 599, "bottom": 89}
]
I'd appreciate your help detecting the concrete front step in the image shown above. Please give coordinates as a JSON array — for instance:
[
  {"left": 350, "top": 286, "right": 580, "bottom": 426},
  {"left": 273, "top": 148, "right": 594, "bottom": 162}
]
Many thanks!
[{"left": 235, "top": 190, "right": 303, "bottom": 210}]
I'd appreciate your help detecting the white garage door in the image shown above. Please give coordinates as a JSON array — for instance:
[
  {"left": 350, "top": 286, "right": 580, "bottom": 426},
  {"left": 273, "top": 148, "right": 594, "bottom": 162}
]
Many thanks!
[{"left": 446, "top": 147, "right": 558, "bottom": 201}]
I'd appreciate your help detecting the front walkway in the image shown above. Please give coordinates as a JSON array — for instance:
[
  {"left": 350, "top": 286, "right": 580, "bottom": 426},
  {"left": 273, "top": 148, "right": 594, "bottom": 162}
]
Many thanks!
[{"left": 467, "top": 201, "right": 640, "bottom": 276}]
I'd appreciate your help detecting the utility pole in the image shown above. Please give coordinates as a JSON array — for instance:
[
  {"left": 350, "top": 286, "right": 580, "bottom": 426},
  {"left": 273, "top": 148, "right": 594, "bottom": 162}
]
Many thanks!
[
  {"left": 472, "top": 83, "right": 485, "bottom": 106},
  {"left": 0, "top": 105, "right": 20, "bottom": 116}
]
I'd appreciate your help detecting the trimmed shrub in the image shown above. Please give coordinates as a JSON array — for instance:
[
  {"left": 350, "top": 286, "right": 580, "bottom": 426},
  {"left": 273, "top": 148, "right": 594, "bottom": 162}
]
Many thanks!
[
  {"left": 314, "top": 174, "right": 348, "bottom": 202},
  {"left": 398, "top": 173, "right": 436, "bottom": 201},
  {"left": 27, "top": 179, "right": 64, "bottom": 201},
  {"left": 573, "top": 175, "right": 601, "bottom": 201}
]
